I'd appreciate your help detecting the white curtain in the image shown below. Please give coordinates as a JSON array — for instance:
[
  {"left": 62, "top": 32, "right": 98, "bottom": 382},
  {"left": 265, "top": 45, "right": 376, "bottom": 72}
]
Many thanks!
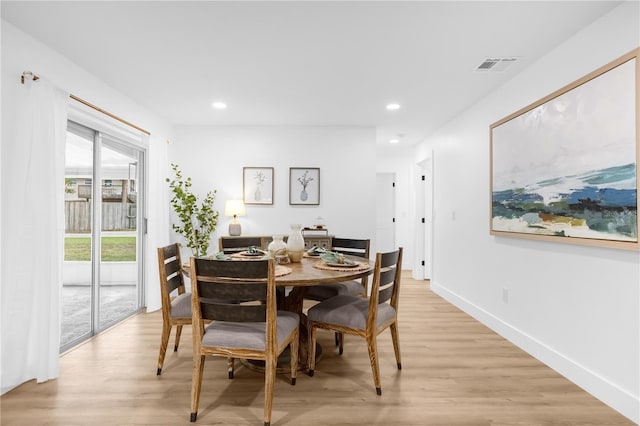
[
  {"left": 145, "top": 134, "right": 171, "bottom": 312},
  {"left": 1, "top": 77, "right": 68, "bottom": 393}
]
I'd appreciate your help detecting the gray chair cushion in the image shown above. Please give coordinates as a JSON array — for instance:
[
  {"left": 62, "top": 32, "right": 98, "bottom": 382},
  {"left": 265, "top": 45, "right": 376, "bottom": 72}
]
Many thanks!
[
  {"left": 170, "top": 292, "right": 192, "bottom": 319},
  {"left": 201, "top": 311, "right": 299, "bottom": 351},
  {"left": 305, "top": 280, "right": 364, "bottom": 301},
  {"left": 307, "top": 295, "right": 396, "bottom": 330}
]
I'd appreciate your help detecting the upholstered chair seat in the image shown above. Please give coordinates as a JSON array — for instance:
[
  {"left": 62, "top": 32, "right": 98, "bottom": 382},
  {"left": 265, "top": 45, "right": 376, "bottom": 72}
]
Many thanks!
[
  {"left": 169, "top": 292, "right": 191, "bottom": 319},
  {"left": 202, "top": 311, "right": 299, "bottom": 350}
]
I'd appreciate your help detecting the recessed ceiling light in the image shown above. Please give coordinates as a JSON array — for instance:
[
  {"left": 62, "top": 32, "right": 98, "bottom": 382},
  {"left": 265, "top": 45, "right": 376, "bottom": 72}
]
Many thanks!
[
  {"left": 212, "top": 102, "right": 227, "bottom": 109},
  {"left": 389, "top": 139, "right": 400, "bottom": 144},
  {"left": 386, "top": 103, "right": 401, "bottom": 111}
]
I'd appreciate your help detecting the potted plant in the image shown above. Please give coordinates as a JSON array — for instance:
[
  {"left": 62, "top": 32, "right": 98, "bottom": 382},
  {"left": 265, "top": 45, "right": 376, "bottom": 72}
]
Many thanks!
[{"left": 167, "top": 163, "right": 219, "bottom": 257}]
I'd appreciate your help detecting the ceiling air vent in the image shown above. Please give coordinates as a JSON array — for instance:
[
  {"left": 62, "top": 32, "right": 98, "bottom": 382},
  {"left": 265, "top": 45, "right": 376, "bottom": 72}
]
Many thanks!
[{"left": 475, "top": 57, "right": 519, "bottom": 72}]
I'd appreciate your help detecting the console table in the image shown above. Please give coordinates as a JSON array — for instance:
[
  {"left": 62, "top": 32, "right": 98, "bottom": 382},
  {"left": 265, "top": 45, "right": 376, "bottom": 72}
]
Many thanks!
[{"left": 219, "top": 233, "right": 334, "bottom": 252}]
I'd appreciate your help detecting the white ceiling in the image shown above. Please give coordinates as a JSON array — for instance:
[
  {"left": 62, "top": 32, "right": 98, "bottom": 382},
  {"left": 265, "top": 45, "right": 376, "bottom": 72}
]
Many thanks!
[{"left": 1, "top": 1, "right": 622, "bottom": 147}]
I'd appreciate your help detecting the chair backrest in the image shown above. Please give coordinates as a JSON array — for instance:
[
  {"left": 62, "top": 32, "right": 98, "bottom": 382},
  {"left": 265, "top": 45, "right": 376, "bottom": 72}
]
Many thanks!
[
  {"left": 368, "top": 248, "right": 403, "bottom": 326},
  {"left": 331, "top": 237, "right": 370, "bottom": 259},
  {"left": 157, "top": 243, "right": 186, "bottom": 315},
  {"left": 332, "top": 237, "right": 371, "bottom": 292},
  {"left": 190, "top": 258, "right": 277, "bottom": 348},
  {"left": 218, "top": 236, "right": 264, "bottom": 254}
]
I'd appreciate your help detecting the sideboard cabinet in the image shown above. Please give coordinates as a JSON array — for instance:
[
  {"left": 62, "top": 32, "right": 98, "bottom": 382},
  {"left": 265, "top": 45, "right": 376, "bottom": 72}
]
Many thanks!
[{"left": 219, "top": 233, "right": 333, "bottom": 253}]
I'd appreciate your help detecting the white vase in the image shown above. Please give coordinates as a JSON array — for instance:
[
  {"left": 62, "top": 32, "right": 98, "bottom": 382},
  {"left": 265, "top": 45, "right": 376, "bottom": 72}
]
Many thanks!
[
  {"left": 287, "top": 224, "right": 305, "bottom": 263},
  {"left": 267, "top": 235, "right": 287, "bottom": 258}
]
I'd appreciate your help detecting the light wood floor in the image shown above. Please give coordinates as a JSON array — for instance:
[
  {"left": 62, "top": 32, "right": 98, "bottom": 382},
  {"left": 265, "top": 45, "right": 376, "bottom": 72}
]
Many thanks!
[{"left": 1, "top": 273, "right": 634, "bottom": 425}]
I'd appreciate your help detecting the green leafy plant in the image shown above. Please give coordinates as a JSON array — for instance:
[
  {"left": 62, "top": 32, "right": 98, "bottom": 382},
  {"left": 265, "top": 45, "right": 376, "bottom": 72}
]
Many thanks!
[
  {"left": 64, "top": 178, "right": 76, "bottom": 194},
  {"left": 167, "top": 163, "right": 219, "bottom": 256}
]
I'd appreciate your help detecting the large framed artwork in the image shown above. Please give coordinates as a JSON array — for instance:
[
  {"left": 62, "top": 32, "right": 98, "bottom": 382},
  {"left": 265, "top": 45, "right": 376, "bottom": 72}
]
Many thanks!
[
  {"left": 289, "top": 167, "right": 320, "bottom": 205},
  {"left": 243, "top": 167, "right": 274, "bottom": 205},
  {"left": 490, "top": 48, "right": 639, "bottom": 250}
]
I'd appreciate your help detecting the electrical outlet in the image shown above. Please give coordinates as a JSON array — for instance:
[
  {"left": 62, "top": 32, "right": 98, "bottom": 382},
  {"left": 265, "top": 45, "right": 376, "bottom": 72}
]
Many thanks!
[{"left": 502, "top": 287, "right": 509, "bottom": 303}]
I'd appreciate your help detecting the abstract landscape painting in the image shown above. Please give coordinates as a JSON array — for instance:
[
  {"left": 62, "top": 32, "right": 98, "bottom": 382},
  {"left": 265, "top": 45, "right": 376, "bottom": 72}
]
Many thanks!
[{"left": 490, "top": 50, "right": 639, "bottom": 250}]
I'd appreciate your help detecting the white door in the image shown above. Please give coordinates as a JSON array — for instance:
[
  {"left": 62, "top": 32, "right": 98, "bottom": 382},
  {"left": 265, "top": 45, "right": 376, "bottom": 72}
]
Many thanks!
[{"left": 376, "top": 173, "right": 396, "bottom": 253}]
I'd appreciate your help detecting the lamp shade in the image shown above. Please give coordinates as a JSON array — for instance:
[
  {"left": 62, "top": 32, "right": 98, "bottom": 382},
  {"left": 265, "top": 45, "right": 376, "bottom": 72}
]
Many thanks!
[{"left": 224, "top": 199, "right": 246, "bottom": 217}]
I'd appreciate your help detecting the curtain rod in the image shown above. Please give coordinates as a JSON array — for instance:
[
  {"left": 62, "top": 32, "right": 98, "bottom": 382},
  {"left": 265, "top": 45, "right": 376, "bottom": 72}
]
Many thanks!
[{"left": 21, "top": 71, "right": 151, "bottom": 136}]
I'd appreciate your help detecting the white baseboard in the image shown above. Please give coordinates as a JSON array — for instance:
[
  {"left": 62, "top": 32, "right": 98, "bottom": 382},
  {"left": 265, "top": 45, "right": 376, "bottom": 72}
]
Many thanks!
[{"left": 430, "top": 280, "right": 639, "bottom": 424}]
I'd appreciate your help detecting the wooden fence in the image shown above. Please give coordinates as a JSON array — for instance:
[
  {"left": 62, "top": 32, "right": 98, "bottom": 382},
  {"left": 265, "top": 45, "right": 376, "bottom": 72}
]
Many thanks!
[{"left": 65, "top": 201, "right": 136, "bottom": 233}]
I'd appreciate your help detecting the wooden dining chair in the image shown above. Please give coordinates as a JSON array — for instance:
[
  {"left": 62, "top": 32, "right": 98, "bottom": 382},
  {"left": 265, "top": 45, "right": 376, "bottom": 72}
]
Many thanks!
[
  {"left": 307, "top": 247, "right": 403, "bottom": 396},
  {"left": 156, "top": 243, "right": 192, "bottom": 375},
  {"left": 218, "top": 236, "right": 264, "bottom": 254},
  {"left": 305, "top": 237, "right": 371, "bottom": 301},
  {"left": 189, "top": 257, "right": 299, "bottom": 426},
  {"left": 305, "top": 237, "right": 370, "bottom": 348}
]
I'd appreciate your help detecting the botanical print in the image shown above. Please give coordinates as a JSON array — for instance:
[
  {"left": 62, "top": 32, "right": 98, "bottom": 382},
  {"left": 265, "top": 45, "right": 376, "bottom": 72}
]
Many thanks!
[
  {"left": 253, "top": 170, "right": 267, "bottom": 202},
  {"left": 297, "top": 170, "right": 314, "bottom": 202},
  {"left": 491, "top": 57, "right": 637, "bottom": 245},
  {"left": 243, "top": 167, "right": 273, "bottom": 205},
  {"left": 290, "top": 168, "right": 319, "bottom": 205}
]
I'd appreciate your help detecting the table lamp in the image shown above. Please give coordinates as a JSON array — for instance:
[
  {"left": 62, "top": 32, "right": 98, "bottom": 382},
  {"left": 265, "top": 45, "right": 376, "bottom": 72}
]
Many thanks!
[{"left": 225, "top": 199, "right": 246, "bottom": 236}]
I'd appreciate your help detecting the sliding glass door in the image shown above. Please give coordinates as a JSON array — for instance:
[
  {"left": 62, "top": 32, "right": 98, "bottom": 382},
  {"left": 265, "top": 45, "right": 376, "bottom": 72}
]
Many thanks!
[{"left": 61, "top": 120, "right": 145, "bottom": 351}]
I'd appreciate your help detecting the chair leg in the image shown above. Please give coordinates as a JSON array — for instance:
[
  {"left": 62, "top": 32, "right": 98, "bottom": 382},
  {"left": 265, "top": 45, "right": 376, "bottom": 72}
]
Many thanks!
[
  {"left": 190, "top": 355, "right": 206, "bottom": 422},
  {"left": 307, "top": 324, "right": 317, "bottom": 376},
  {"left": 157, "top": 320, "right": 171, "bottom": 375},
  {"left": 390, "top": 322, "right": 402, "bottom": 370},
  {"left": 174, "top": 324, "right": 183, "bottom": 352},
  {"left": 290, "top": 330, "right": 299, "bottom": 385},
  {"left": 334, "top": 332, "right": 340, "bottom": 346},
  {"left": 338, "top": 332, "right": 344, "bottom": 355},
  {"left": 263, "top": 355, "right": 276, "bottom": 426},
  {"left": 227, "top": 357, "right": 235, "bottom": 379},
  {"left": 366, "top": 334, "right": 382, "bottom": 395}
]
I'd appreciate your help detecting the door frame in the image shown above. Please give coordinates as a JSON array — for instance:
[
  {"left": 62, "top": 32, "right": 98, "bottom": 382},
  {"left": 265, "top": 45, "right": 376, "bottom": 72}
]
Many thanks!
[
  {"left": 61, "top": 117, "right": 146, "bottom": 352},
  {"left": 415, "top": 153, "right": 433, "bottom": 280}
]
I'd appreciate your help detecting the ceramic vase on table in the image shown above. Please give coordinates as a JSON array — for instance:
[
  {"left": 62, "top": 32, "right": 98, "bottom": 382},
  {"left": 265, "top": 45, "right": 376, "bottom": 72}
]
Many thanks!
[
  {"left": 287, "top": 224, "right": 305, "bottom": 263},
  {"left": 267, "top": 235, "right": 287, "bottom": 258}
]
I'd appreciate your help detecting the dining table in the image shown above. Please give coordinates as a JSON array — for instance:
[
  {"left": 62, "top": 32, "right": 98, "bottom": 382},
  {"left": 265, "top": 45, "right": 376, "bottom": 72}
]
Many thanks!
[{"left": 183, "top": 253, "right": 375, "bottom": 371}]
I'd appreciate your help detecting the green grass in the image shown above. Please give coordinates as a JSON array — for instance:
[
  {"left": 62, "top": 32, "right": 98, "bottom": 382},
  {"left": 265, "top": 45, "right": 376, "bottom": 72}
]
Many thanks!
[{"left": 64, "top": 236, "right": 137, "bottom": 261}]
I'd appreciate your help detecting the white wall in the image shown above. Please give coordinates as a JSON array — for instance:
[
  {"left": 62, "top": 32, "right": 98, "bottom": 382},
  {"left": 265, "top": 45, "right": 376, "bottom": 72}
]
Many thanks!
[
  {"left": 1, "top": 20, "right": 172, "bottom": 333},
  {"left": 169, "top": 125, "right": 377, "bottom": 256},
  {"left": 416, "top": 2, "right": 639, "bottom": 422}
]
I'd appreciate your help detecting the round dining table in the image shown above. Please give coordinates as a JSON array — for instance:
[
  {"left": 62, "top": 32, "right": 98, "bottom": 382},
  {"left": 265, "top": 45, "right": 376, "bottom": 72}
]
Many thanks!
[{"left": 183, "top": 254, "right": 374, "bottom": 371}]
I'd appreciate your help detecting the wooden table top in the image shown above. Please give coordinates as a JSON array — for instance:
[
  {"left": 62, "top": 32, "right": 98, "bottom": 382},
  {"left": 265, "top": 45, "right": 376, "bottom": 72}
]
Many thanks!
[
  {"left": 183, "top": 255, "right": 373, "bottom": 287},
  {"left": 276, "top": 256, "right": 373, "bottom": 287}
]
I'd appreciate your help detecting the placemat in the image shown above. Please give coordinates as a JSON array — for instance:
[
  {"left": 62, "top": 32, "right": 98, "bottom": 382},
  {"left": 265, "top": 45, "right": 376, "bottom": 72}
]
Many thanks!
[
  {"left": 230, "top": 253, "right": 267, "bottom": 260},
  {"left": 275, "top": 265, "right": 292, "bottom": 277},
  {"left": 312, "top": 260, "right": 370, "bottom": 272}
]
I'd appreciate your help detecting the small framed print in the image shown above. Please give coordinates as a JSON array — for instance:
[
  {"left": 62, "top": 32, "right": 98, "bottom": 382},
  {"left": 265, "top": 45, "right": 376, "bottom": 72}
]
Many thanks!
[
  {"left": 289, "top": 167, "right": 320, "bottom": 205},
  {"left": 243, "top": 167, "right": 274, "bottom": 205}
]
